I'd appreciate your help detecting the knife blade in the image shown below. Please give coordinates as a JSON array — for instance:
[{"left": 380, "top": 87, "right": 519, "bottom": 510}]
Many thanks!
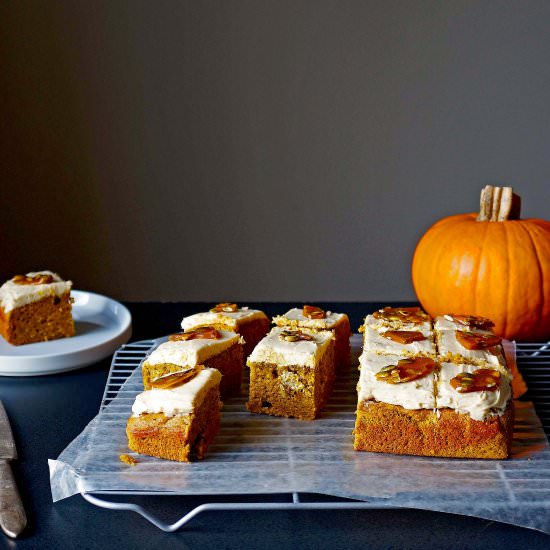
[{"left": 0, "top": 401, "right": 26, "bottom": 538}]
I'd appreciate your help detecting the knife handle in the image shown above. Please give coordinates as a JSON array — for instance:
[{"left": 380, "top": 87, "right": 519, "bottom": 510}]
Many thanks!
[{"left": 0, "top": 460, "right": 26, "bottom": 538}]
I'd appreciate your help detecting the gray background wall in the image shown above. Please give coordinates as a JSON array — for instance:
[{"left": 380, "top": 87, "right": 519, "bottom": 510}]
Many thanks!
[{"left": 1, "top": 1, "right": 549, "bottom": 302}]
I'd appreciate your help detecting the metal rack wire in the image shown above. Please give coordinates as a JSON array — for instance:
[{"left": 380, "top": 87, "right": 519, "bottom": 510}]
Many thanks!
[
  {"left": 516, "top": 342, "right": 550, "bottom": 436},
  {"left": 81, "top": 339, "right": 550, "bottom": 532}
]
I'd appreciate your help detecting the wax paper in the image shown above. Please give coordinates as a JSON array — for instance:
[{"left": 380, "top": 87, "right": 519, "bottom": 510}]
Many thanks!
[{"left": 49, "top": 336, "right": 550, "bottom": 533}]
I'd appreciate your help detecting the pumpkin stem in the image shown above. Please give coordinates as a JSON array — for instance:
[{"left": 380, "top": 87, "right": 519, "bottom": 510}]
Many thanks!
[{"left": 477, "top": 185, "right": 521, "bottom": 221}]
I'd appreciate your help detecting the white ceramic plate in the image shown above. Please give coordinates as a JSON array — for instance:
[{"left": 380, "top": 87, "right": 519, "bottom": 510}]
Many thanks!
[{"left": 0, "top": 290, "right": 132, "bottom": 376}]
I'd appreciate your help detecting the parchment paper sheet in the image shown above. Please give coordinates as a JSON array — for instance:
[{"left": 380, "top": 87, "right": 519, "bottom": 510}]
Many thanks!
[{"left": 49, "top": 336, "right": 550, "bottom": 533}]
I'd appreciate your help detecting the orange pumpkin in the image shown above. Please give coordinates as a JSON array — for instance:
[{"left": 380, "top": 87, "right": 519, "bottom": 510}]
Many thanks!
[{"left": 412, "top": 186, "right": 550, "bottom": 341}]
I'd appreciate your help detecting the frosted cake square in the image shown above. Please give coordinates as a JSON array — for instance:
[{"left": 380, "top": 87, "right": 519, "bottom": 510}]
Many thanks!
[
  {"left": 434, "top": 315, "right": 506, "bottom": 370},
  {"left": 246, "top": 327, "right": 335, "bottom": 420},
  {"left": 181, "top": 303, "right": 269, "bottom": 357},
  {"left": 363, "top": 306, "right": 432, "bottom": 332},
  {"left": 272, "top": 305, "right": 351, "bottom": 367},
  {"left": 354, "top": 307, "right": 514, "bottom": 459},
  {"left": 362, "top": 324, "right": 435, "bottom": 358},
  {"left": 0, "top": 271, "right": 74, "bottom": 345},
  {"left": 127, "top": 367, "right": 222, "bottom": 462},
  {"left": 142, "top": 327, "right": 243, "bottom": 397}
]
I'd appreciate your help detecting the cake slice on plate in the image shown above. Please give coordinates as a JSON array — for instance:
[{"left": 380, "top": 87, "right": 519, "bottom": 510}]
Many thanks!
[{"left": 0, "top": 270, "right": 74, "bottom": 345}]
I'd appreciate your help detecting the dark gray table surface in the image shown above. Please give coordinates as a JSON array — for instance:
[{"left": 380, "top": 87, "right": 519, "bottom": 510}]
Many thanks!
[{"left": 2, "top": 302, "right": 549, "bottom": 550}]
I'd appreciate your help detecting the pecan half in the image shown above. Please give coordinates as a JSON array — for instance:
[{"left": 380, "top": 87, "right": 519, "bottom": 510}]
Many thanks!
[
  {"left": 13, "top": 273, "right": 54, "bottom": 285},
  {"left": 446, "top": 314, "right": 494, "bottom": 330},
  {"left": 302, "top": 305, "right": 326, "bottom": 319},
  {"left": 450, "top": 368, "right": 500, "bottom": 393},
  {"left": 210, "top": 302, "right": 238, "bottom": 313},
  {"left": 150, "top": 365, "right": 203, "bottom": 389},
  {"left": 375, "top": 357, "right": 436, "bottom": 384},
  {"left": 279, "top": 329, "right": 314, "bottom": 343},
  {"left": 456, "top": 331, "right": 501, "bottom": 350},
  {"left": 169, "top": 327, "right": 221, "bottom": 341},
  {"left": 381, "top": 330, "right": 426, "bottom": 344},
  {"left": 373, "top": 306, "right": 428, "bottom": 324}
]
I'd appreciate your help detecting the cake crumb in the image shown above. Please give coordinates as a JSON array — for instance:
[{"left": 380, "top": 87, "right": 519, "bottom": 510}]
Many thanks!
[{"left": 119, "top": 454, "right": 138, "bottom": 466}]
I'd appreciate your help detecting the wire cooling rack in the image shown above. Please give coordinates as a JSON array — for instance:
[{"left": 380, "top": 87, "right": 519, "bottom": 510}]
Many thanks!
[
  {"left": 516, "top": 342, "right": 550, "bottom": 435},
  {"left": 70, "top": 338, "right": 550, "bottom": 533}
]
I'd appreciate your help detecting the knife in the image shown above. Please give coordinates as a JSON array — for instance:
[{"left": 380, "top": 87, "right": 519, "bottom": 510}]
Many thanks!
[{"left": 0, "top": 401, "right": 26, "bottom": 538}]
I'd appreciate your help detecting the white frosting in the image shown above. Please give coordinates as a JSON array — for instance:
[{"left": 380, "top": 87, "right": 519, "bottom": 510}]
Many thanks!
[
  {"left": 364, "top": 313, "right": 431, "bottom": 333},
  {"left": 247, "top": 327, "right": 333, "bottom": 368},
  {"left": 272, "top": 308, "right": 346, "bottom": 330},
  {"left": 436, "top": 362, "right": 511, "bottom": 421},
  {"left": 181, "top": 308, "right": 267, "bottom": 331},
  {"left": 0, "top": 270, "right": 72, "bottom": 312},
  {"left": 358, "top": 308, "right": 511, "bottom": 421},
  {"left": 132, "top": 368, "right": 221, "bottom": 417},
  {"left": 363, "top": 325, "right": 435, "bottom": 357},
  {"left": 436, "top": 329, "right": 506, "bottom": 369},
  {"left": 434, "top": 315, "right": 493, "bottom": 333},
  {"left": 144, "top": 330, "right": 240, "bottom": 367},
  {"left": 357, "top": 351, "right": 436, "bottom": 409}
]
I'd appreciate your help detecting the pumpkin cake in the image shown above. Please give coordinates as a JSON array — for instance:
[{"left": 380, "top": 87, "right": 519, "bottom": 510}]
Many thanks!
[
  {"left": 0, "top": 270, "right": 74, "bottom": 346},
  {"left": 247, "top": 327, "right": 335, "bottom": 420},
  {"left": 357, "top": 351, "right": 437, "bottom": 409},
  {"left": 364, "top": 306, "right": 432, "bottom": 332},
  {"left": 360, "top": 306, "right": 436, "bottom": 357},
  {"left": 127, "top": 367, "right": 222, "bottom": 462},
  {"left": 142, "top": 327, "right": 243, "bottom": 397},
  {"left": 181, "top": 303, "right": 270, "bottom": 357},
  {"left": 434, "top": 314, "right": 507, "bottom": 371},
  {"left": 361, "top": 323, "right": 436, "bottom": 358},
  {"left": 272, "top": 305, "right": 351, "bottom": 367},
  {"left": 354, "top": 307, "right": 514, "bottom": 459}
]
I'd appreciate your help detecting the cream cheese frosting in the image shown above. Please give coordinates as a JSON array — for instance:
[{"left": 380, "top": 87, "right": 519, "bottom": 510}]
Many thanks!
[
  {"left": 144, "top": 330, "right": 241, "bottom": 367},
  {"left": 247, "top": 327, "right": 333, "bottom": 368},
  {"left": 132, "top": 368, "right": 221, "bottom": 417},
  {"left": 363, "top": 325, "right": 435, "bottom": 357},
  {"left": 358, "top": 307, "right": 511, "bottom": 421},
  {"left": 272, "top": 308, "right": 346, "bottom": 330},
  {"left": 364, "top": 313, "right": 432, "bottom": 333},
  {"left": 181, "top": 308, "right": 268, "bottom": 331},
  {"left": 0, "top": 270, "right": 72, "bottom": 313},
  {"left": 434, "top": 315, "right": 493, "bottom": 333},
  {"left": 435, "top": 329, "right": 506, "bottom": 370},
  {"left": 357, "top": 351, "right": 436, "bottom": 409},
  {"left": 436, "top": 362, "right": 511, "bottom": 421}
]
